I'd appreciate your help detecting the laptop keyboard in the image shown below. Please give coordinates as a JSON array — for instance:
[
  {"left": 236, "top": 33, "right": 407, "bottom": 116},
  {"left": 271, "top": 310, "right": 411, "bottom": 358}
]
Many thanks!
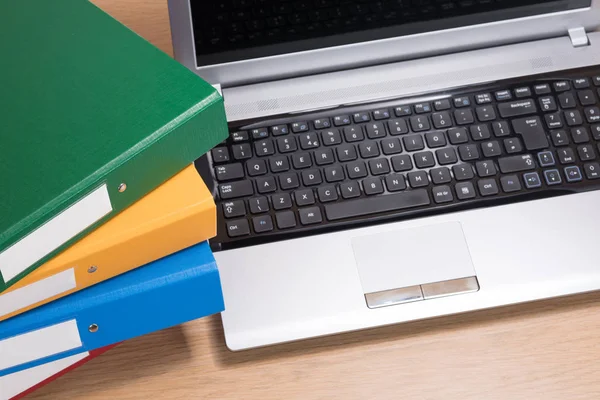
[{"left": 204, "top": 68, "right": 600, "bottom": 250}]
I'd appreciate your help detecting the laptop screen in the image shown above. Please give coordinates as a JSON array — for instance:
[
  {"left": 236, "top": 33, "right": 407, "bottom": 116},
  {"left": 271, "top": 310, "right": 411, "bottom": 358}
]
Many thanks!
[{"left": 191, "top": 0, "right": 590, "bottom": 67}]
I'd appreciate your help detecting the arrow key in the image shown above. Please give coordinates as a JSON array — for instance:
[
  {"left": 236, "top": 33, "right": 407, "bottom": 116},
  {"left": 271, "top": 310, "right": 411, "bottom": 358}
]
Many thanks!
[{"left": 223, "top": 200, "right": 246, "bottom": 218}]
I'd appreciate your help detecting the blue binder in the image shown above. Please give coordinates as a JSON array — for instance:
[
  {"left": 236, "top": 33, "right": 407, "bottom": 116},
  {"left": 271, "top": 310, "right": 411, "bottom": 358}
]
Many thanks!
[{"left": 0, "top": 241, "right": 223, "bottom": 377}]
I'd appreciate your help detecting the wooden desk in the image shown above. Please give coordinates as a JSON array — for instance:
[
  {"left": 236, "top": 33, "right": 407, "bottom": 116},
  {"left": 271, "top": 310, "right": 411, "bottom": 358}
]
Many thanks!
[{"left": 30, "top": 2, "right": 600, "bottom": 399}]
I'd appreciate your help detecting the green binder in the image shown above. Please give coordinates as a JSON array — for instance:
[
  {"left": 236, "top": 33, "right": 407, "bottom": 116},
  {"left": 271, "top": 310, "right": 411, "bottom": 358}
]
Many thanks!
[{"left": 0, "top": 1, "right": 228, "bottom": 292}]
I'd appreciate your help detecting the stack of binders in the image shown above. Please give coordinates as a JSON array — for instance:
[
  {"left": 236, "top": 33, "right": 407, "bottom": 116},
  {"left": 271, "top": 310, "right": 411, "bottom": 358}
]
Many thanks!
[{"left": 0, "top": 2, "right": 228, "bottom": 399}]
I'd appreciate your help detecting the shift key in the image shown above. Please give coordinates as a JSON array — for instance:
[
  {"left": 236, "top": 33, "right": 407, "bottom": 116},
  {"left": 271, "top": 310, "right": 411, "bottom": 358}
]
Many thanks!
[
  {"left": 498, "top": 154, "right": 536, "bottom": 173},
  {"left": 219, "top": 180, "right": 253, "bottom": 199}
]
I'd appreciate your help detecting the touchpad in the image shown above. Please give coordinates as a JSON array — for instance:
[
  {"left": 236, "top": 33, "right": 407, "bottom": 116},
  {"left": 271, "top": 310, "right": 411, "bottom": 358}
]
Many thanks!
[{"left": 352, "top": 222, "right": 478, "bottom": 308}]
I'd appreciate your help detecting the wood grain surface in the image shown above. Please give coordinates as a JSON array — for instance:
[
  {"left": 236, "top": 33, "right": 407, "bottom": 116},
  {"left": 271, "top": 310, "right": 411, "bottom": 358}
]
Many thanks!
[{"left": 29, "top": 2, "right": 600, "bottom": 399}]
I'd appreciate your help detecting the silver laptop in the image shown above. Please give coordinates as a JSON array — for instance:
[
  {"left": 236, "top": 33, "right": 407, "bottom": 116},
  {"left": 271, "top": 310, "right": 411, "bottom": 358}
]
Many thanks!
[{"left": 168, "top": 0, "right": 600, "bottom": 350}]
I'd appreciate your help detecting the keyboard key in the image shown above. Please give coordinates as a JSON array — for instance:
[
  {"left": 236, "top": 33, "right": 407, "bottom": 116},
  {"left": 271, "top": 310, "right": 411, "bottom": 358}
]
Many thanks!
[
  {"left": 551, "top": 130, "right": 569, "bottom": 146},
  {"left": 366, "top": 122, "right": 387, "bottom": 139},
  {"left": 432, "top": 185, "right": 453, "bottom": 204},
  {"left": 498, "top": 99, "right": 536, "bottom": 118},
  {"left": 299, "top": 207, "right": 323, "bottom": 225},
  {"left": 452, "top": 164, "right": 474, "bottom": 181},
  {"left": 571, "top": 127, "right": 590, "bottom": 143},
  {"left": 295, "top": 189, "right": 316, "bottom": 206},
  {"left": 593, "top": 124, "right": 600, "bottom": 140},
  {"left": 574, "top": 78, "right": 590, "bottom": 89},
  {"left": 492, "top": 121, "right": 511, "bottom": 137},
  {"left": 458, "top": 144, "right": 480, "bottom": 161},
  {"left": 271, "top": 125, "right": 290, "bottom": 136},
  {"left": 564, "top": 110, "right": 583, "bottom": 127},
  {"left": 498, "top": 154, "right": 536, "bottom": 174},
  {"left": 585, "top": 107, "right": 600, "bottom": 123},
  {"left": 578, "top": 90, "right": 596, "bottom": 106},
  {"left": 432, "top": 112, "right": 453, "bottom": 129},
  {"left": 363, "top": 177, "right": 385, "bottom": 196},
  {"left": 410, "top": 115, "right": 431, "bottom": 132},
  {"left": 394, "top": 106, "right": 412, "bottom": 117},
  {"left": 514, "top": 87, "right": 532, "bottom": 98},
  {"left": 256, "top": 176, "right": 277, "bottom": 194},
  {"left": 578, "top": 144, "right": 596, "bottom": 161},
  {"left": 476, "top": 160, "right": 497, "bottom": 177},
  {"left": 347, "top": 161, "right": 368, "bottom": 179},
  {"left": 313, "top": 119, "right": 331, "bottom": 129},
  {"left": 448, "top": 127, "right": 469, "bottom": 144},
  {"left": 436, "top": 148, "right": 458, "bottom": 165},
  {"left": 431, "top": 167, "right": 452, "bottom": 184},
  {"left": 333, "top": 115, "right": 352, "bottom": 126},
  {"left": 220, "top": 180, "right": 254, "bottom": 200},
  {"left": 504, "top": 138, "right": 523, "bottom": 154},
  {"left": 372, "top": 109, "right": 391, "bottom": 120},
  {"left": 223, "top": 200, "right": 246, "bottom": 219},
  {"left": 455, "top": 109, "right": 475, "bottom": 125},
  {"left": 269, "top": 156, "right": 290, "bottom": 172},
  {"left": 456, "top": 182, "right": 476, "bottom": 200},
  {"left": 226, "top": 219, "right": 250, "bottom": 238},
  {"left": 388, "top": 119, "right": 409, "bottom": 135},
  {"left": 454, "top": 96, "right": 471, "bottom": 108},
  {"left": 292, "top": 152, "right": 313, "bottom": 169},
  {"left": 475, "top": 93, "right": 493, "bottom": 105},
  {"left": 324, "top": 165, "right": 345, "bottom": 182},
  {"left": 255, "top": 139, "right": 275, "bottom": 156},
  {"left": 232, "top": 143, "right": 252, "bottom": 160},
  {"left": 391, "top": 154, "right": 413, "bottom": 172},
  {"left": 403, "top": 135, "right": 425, "bottom": 151},
  {"left": 321, "top": 130, "right": 342, "bottom": 146},
  {"left": 337, "top": 144, "right": 358, "bottom": 162},
  {"left": 408, "top": 171, "right": 429, "bottom": 188},
  {"left": 564, "top": 166, "right": 582, "bottom": 182},
  {"left": 291, "top": 121, "right": 309, "bottom": 133},
  {"left": 523, "top": 172, "right": 542, "bottom": 189},
  {"left": 553, "top": 81, "right": 570, "bottom": 92},
  {"left": 534, "top": 83, "right": 551, "bottom": 95},
  {"left": 251, "top": 127, "right": 269, "bottom": 140},
  {"left": 381, "top": 138, "right": 403, "bottom": 155},
  {"left": 434, "top": 99, "right": 451, "bottom": 111},
  {"left": 343, "top": 126, "right": 365, "bottom": 142},
  {"left": 314, "top": 148, "right": 335, "bottom": 166},
  {"left": 495, "top": 90, "right": 512, "bottom": 101},
  {"left": 557, "top": 148, "right": 576, "bottom": 164},
  {"left": 544, "top": 169, "right": 562, "bottom": 185},
  {"left": 538, "top": 151, "right": 555, "bottom": 167},
  {"left": 478, "top": 179, "right": 499, "bottom": 196},
  {"left": 252, "top": 215, "right": 274, "bottom": 233},
  {"left": 425, "top": 131, "right": 447, "bottom": 148},
  {"left": 301, "top": 169, "right": 322, "bottom": 186},
  {"left": 369, "top": 158, "right": 391, "bottom": 175},
  {"left": 277, "top": 136, "right": 298, "bottom": 153},
  {"left": 340, "top": 181, "right": 361, "bottom": 199},
  {"left": 324, "top": 189, "right": 430, "bottom": 221},
  {"left": 249, "top": 196, "right": 270, "bottom": 214},
  {"left": 512, "top": 117, "right": 549, "bottom": 151},
  {"left": 414, "top": 151, "right": 436, "bottom": 169},
  {"left": 215, "top": 163, "right": 244, "bottom": 181},
  {"left": 299, "top": 132, "right": 320, "bottom": 149},
  {"left": 272, "top": 193, "right": 293, "bottom": 210},
  {"left": 558, "top": 92, "right": 576, "bottom": 109},
  {"left": 385, "top": 174, "right": 407, "bottom": 192},
  {"left": 353, "top": 112, "right": 371, "bottom": 123},
  {"left": 317, "top": 186, "right": 339, "bottom": 202},
  {"left": 545, "top": 113, "right": 563, "bottom": 129},
  {"left": 276, "top": 211, "right": 297, "bottom": 230},
  {"left": 500, "top": 175, "right": 522, "bottom": 193},
  {"left": 584, "top": 162, "right": 600, "bottom": 179},
  {"left": 476, "top": 105, "right": 497, "bottom": 122},
  {"left": 212, "top": 147, "right": 230, "bottom": 163},
  {"left": 594, "top": 76, "right": 600, "bottom": 86},
  {"left": 539, "top": 96, "right": 558, "bottom": 112},
  {"left": 231, "top": 131, "right": 249, "bottom": 142},
  {"left": 482, "top": 141, "right": 502, "bottom": 157},
  {"left": 279, "top": 173, "right": 300, "bottom": 190},
  {"left": 359, "top": 142, "right": 380, "bottom": 158},
  {"left": 414, "top": 103, "right": 432, "bottom": 114}
]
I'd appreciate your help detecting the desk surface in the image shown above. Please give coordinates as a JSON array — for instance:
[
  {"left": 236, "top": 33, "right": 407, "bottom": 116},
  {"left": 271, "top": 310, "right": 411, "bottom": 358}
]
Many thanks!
[{"left": 30, "top": 2, "right": 600, "bottom": 399}]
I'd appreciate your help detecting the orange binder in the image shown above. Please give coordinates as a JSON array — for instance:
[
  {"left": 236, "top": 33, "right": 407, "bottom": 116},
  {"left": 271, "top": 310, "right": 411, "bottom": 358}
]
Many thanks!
[{"left": 0, "top": 165, "right": 215, "bottom": 322}]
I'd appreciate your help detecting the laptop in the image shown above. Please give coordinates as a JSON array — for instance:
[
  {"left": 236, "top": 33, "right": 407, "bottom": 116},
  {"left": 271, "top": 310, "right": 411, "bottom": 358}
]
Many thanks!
[{"left": 168, "top": 0, "right": 600, "bottom": 350}]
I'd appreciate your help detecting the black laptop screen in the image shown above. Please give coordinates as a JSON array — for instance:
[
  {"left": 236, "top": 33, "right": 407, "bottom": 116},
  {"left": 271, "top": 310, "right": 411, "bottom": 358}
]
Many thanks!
[{"left": 191, "top": 0, "right": 590, "bottom": 67}]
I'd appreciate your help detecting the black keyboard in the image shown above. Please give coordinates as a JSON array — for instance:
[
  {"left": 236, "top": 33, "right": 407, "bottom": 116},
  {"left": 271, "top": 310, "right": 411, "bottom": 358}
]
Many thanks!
[{"left": 200, "top": 67, "right": 600, "bottom": 251}]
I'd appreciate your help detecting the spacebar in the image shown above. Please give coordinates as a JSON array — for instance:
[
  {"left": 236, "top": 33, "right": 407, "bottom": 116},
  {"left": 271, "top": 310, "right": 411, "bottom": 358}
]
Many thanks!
[{"left": 325, "top": 189, "right": 431, "bottom": 221}]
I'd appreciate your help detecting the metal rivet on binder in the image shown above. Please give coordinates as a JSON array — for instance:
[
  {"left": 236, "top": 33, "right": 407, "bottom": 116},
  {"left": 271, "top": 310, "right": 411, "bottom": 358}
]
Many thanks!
[
  {"left": 89, "top": 324, "right": 99, "bottom": 333},
  {"left": 118, "top": 183, "right": 127, "bottom": 193},
  {"left": 88, "top": 266, "right": 97, "bottom": 273}
]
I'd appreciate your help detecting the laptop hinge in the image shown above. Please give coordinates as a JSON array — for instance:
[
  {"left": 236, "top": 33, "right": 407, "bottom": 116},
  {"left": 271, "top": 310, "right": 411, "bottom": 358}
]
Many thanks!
[{"left": 568, "top": 27, "right": 589, "bottom": 48}]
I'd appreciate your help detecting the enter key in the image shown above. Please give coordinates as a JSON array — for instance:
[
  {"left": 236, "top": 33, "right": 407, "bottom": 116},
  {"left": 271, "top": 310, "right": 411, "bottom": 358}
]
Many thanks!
[{"left": 512, "top": 116, "right": 549, "bottom": 151}]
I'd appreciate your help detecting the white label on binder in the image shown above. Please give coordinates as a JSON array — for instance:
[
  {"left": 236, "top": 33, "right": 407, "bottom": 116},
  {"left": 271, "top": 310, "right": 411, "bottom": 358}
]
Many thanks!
[
  {"left": 0, "top": 184, "right": 112, "bottom": 282},
  {"left": 0, "top": 320, "right": 82, "bottom": 372},
  {"left": 0, "top": 351, "right": 89, "bottom": 400},
  {"left": 0, "top": 269, "right": 76, "bottom": 318}
]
